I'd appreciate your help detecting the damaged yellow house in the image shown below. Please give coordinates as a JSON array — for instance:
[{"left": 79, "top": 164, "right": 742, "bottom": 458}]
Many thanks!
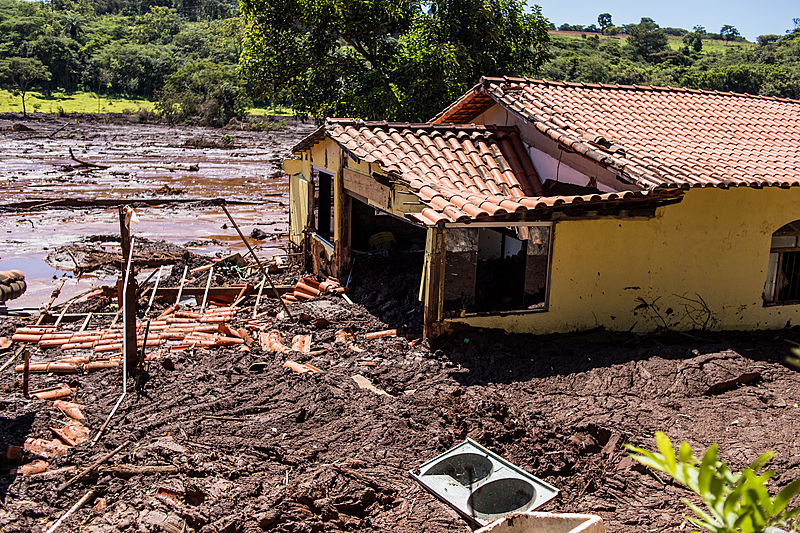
[{"left": 283, "top": 76, "right": 800, "bottom": 338}]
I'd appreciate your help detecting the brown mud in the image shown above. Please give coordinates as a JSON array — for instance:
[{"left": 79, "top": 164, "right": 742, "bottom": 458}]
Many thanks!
[
  {"left": 0, "top": 113, "right": 315, "bottom": 309},
  {"left": 1, "top": 116, "right": 800, "bottom": 533}
]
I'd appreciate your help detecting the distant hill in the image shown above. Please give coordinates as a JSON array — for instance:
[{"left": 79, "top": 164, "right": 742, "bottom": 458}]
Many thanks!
[{"left": 542, "top": 26, "right": 797, "bottom": 99}]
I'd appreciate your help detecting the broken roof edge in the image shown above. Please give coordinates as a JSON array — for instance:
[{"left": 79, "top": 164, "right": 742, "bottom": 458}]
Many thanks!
[
  {"left": 405, "top": 188, "right": 685, "bottom": 227},
  {"left": 291, "top": 118, "right": 522, "bottom": 155},
  {"left": 292, "top": 123, "right": 327, "bottom": 154}
]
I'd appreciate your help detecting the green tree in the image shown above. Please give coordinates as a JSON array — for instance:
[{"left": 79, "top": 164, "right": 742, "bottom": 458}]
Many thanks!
[
  {"left": 130, "top": 6, "right": 182, "bottom": 44},
  {"left": 720, "top": 24, "right": 740, "bottom": 45},
  {"left": 239, "top": 0, "right": 550, "bottom": 120},
  {"left": 0, "top": 57, "right": 51, "bottom": 115},
  {"left": 626, "top": 17, "right": 668, "bottom": 60},
  {"left": 60, "top": 11, "right": 87, "bottom": 39},
  {"left": 157, "top": 60, "right": 251, "bottom": 125},
  {"left": 22, "top": 35, "right": 81, "bottom": 91},
  {"left": 597, "top": 13, "right": 611, "bottom": 33},
  {"left": 683, "top": 30, "right": 703, "bottom": 52}
]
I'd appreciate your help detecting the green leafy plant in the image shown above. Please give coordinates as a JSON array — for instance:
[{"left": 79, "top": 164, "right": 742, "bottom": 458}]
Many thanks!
[{"left": 627, "top": 432, "right": 800, "bottom": 533}]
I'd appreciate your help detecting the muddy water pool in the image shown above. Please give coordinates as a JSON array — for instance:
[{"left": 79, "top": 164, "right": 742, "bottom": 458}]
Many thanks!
[{"left": 0, "top": 115, "right": 315, "bottom": 309}]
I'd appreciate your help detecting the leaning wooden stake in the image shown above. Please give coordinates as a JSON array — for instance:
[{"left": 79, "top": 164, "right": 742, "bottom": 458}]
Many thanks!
[
  {"left": 137, "top": 319, "right": 151, "bottom": 371},
  {"left": 200, "top": 267, "right": 213, "bottom": 313},
  {"left": 252, "top": 277, "right": 266, "bottom": 319},
  {"left": 45, "top": 489, "right": 95, "bottom": 533},
  {"left": 175, "top": 265, "right": 189, "bottom": 305},
  {"left": 220, "top": 203, "right": 292, "bottom": 319},
  {"left": 36, "top": 279, "right": 66, "bottom": 325},
  {"left": 144, "top": 266, "right": 164, "bottom": 317},
  {"left": 0, "top": 346, "right": 25, "bottom": 373},
  {"left": 78, "top": 312, "right": 93, "bottom": 333},
  {"left": 52, "top": 301, "right": 73, "bottom": 329},
  {"left": 58, "top": 440, "right": 131, "bottom": 493}
]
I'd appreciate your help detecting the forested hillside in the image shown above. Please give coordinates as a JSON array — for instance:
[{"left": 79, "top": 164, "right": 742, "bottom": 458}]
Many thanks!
[
  {"left": 0, "top": 0, "right": 249, "bottom": 123},
  {"left": 543, "top": 18, "right": 800, "bottom": 99},
  {"left": 0, "top": 0, "right": 798, "bottom": 122}
]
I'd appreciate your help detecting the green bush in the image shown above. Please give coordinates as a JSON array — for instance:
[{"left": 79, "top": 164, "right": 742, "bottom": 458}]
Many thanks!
[{"left": 627, "top": 432, "right": 800, "bottom": 533}]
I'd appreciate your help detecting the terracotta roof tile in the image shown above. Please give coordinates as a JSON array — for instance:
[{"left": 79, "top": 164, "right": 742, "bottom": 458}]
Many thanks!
[
  {"left": 432, "top": 77, "right": 800, "bottom": 190},
  {"left": 293, "top": 119, "right": 681, "bottom": 226}
]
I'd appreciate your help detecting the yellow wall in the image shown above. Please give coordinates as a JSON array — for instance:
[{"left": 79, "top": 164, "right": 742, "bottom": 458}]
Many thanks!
[{"left": 449, "top": 186, "right": 800, "bottom": 334}]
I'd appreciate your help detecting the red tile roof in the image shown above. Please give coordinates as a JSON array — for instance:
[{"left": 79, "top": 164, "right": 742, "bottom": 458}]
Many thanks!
[
  {"left": 293, "top": 119, "right": 679, "bottom": 226},
  {"left": 433, "top": 77, "right": 800, "bottom": 190}
]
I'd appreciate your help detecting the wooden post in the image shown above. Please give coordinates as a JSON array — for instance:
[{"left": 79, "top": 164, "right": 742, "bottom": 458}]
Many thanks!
[
  {"left": 118, "top": 206, "right": 138, "bottom": 373},
  {"left": 334, "top": 194, "right": 352, "bottom": 279},
  {"left": 423, "top": 226, "right": 446, "bottom": 339},
  {"left": 22, "top": 348, "right": 30, "bottom": 398}
]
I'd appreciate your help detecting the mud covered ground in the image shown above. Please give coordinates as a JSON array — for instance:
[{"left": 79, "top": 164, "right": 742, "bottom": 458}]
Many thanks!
[
  {"left": 1, "top": 252, "right": 800, "bottom": 533},
  {"left": 1, "top": 116, "right": 799, "bottom": 533}
]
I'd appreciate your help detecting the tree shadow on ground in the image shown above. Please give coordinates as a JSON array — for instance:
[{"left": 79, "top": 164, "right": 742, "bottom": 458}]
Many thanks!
[{"left": 0, "top": 411, "right": 35, "bottom": 503}]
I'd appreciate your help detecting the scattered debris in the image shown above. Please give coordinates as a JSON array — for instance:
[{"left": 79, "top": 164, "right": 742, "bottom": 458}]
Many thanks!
[
  {"left": 53, "top": 400, "right": 85, "bottom": 421},
  {"left": 363, "top": 329, "right": 397, "bottom": 339},
  {"left": 29, "top": 383, "right": 73, "bottom": 400},
  {"left": 352, "top": 374, "right": 391, "bottom": 397},
  {"left": 335, "top": 328, "right": 364, "bottom": 352},
  {"left": 282, "top": 276, "right": 347, "bottom": 304},
  {"left": 283, "top": 360, "right": 323, "bottom": 374},
  {"left": 412, "top": 438, "right": 559, "bottom": 527}
]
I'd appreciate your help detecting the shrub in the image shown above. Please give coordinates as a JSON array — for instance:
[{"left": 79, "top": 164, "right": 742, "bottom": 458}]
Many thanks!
[
  {"left": 135, "top": 106, "right": 157, "bottom": 123},
  {"left": 627, "top": 432, "right": 800, "bottom": 533}
]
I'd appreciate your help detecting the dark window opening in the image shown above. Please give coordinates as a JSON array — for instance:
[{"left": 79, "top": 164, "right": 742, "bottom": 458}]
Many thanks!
[
  {"left": 765, "top": 221, "right": 800, "bottom": 305},
  {"left": 313, "top": 171, "right": 334, "bottom": 242},
  {"left": 350, "top": 196, "right": 426, "bottom": 252},
  {"left": 443, "top": 226, "right": 551, "bottom": 316}
]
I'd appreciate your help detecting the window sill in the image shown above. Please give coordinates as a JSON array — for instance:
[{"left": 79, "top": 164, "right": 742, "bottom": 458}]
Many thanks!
[
  {"left": 763, "top": 299, "right": 800, "bottom": 307},
  {"left": 443, "top": 306, "right": 548, "bottom": 320}
]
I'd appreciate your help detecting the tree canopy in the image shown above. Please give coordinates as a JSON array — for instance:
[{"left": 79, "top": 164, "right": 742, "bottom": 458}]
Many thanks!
[
  {"left": 0, "top": 56, "right": 51, "bottom": 114},
  {"left": 597, "top": 13, "right": 611, "bottom": 33},
  {"left": 720, "top": 24, "right": 740, "bottom": 45},
  {"left": 626, "top": 17, "right": 668, "bottom": 60},
  {"left": 238, "top": 0, "right": 551, "bottom": 121}
]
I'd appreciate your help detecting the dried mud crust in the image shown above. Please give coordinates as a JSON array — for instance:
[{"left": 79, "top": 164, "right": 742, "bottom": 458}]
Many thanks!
[{"left": 1, "top": 289, "right": 800, "bottom": 532}]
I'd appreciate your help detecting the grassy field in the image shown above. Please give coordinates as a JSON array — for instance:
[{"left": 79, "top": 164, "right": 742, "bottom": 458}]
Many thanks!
[
  {"left": 1, "top": 89, "right": 293, "bottom": 117},
  {"left": 249, "top": 105, "right": 293, "bottom": 116},
  {"left": 549, "top": 30, "right": 754, "bottom": 54},
  {"left": 0, "top": 89, "right": 155, "bottom": 114}
]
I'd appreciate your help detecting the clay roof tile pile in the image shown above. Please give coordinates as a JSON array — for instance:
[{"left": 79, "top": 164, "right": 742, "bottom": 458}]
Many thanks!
[{"left": 433, "top": 77, "right": 800, "bottom": 190}]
